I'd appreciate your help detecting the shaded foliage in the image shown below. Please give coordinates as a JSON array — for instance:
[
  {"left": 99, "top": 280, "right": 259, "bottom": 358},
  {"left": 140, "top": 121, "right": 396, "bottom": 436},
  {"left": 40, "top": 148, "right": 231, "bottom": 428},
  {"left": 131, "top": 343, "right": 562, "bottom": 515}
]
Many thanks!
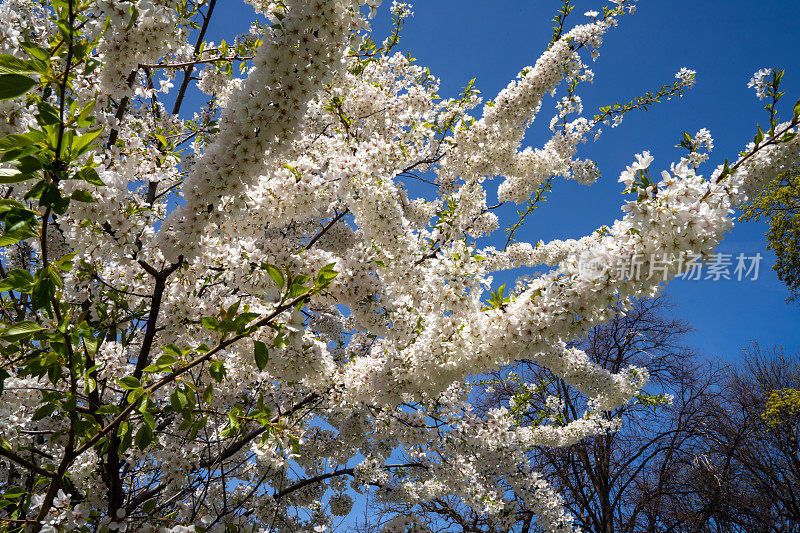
[{"left": 742, "top": 165, "right": 800, "bottom": 302}]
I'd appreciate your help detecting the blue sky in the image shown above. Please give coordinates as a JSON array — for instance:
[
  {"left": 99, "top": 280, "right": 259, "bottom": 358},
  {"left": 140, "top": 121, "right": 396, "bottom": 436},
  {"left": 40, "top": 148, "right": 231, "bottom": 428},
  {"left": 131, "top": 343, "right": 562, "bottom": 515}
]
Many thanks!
[{"left": 199, "top": 0, "right": 800, "bottom": 363}]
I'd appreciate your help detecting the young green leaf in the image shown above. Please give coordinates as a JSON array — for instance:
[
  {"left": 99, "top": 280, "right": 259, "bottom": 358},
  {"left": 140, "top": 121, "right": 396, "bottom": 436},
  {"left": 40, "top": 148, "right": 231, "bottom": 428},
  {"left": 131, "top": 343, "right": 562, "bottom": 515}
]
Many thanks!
[
  {"left": 143, "top": 354, "right": 177, "bottom": 373},
  {"left": 71, "top": 129, "right": 102, "bottom": 157},
  {"left": 1, "top": 321, "right": 44, "bottom": 340},
  {"left": 77, "top": 167, "right": 105, "bottom": 186},
  {"left": 0, "top": 229, "right": 35, "bottom": 248},
  {"left": 20, "top": 42, "right": 49, "bottom": 62},
  {"left": 201, "top": 317, "right": 219, "bottom": 331},
  {"left": 265, "top": 264, "right": 284, "bottom": 289},
  {"left": 0, "top": 134, "right": 34, "bottom": 152},
  {"left": 253, "top": 340, "right": 269, "bottom": 371},
  {"left": 209, "top": 360, "right": 226, "bottom": 382},
  {"left": 0, "top": 269, "right": 33, "bottom": 292},
  {"left": 0, "top": 169, "right": 33, "bottom": 184},
  {"left": 135, "top": 424, "right": 153, "bottom": 450},
  {"left": 32, "top": 403, "right": 58, "bottom": 421},
  {"left": 0, "top": 74, "right": 37, "bottom": 100},
  {"left": 119, "top": 376, "right": 142, "bottom": 390},
  {"left": 70, "top": 190, "right": 95, "bottom": 202},
  {"left": 0, "top": 54, "right": 35, "bottom": 74}
]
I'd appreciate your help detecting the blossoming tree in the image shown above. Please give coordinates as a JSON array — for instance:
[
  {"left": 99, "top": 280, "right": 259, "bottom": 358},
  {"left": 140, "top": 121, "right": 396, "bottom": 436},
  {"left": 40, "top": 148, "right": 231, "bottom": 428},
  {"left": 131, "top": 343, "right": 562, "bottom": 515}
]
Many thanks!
[{"left": 0, "top": 0, "right": 797, "bottom": 532}]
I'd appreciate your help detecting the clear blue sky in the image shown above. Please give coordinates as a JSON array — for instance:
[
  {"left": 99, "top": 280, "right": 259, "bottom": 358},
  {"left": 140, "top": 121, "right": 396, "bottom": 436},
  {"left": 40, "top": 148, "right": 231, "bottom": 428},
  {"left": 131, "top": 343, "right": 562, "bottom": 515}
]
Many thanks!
[{"left": 199, "top": 1, "right": 800, "bottom": 363}]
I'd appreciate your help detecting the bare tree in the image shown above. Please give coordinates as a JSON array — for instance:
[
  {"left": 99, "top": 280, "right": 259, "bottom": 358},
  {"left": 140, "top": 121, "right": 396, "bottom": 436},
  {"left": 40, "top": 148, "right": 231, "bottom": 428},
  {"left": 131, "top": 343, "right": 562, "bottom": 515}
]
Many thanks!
[
  {"left": 667, "top": 344, "right": 800, "bottom": 533},
  {"left": 508, "top": 298, "right": 722, "bottom": 533},
  {"left": 355, "top": 303, "right": 800, "bottom": 533},
  {"left": 359, "top": 297, "right": 724, "bottom": 533}
]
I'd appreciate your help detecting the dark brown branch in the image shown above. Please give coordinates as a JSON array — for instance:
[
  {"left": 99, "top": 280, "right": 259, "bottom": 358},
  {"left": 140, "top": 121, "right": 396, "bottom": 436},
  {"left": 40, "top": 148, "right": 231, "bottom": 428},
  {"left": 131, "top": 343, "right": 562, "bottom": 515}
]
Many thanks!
[
  {"left": 131, "top": 259, "right": 184, "bottom": 381},
  {"left": 199, "top": 393, "right": 321, "bottom": 469},
  {"left": 305, "top": 209, "right": 349, "bottom": 250},
  {"left": 106, "top": 71, "right": 138, "bottom": 149},
  {"left": 73, "top": 289, "right": 316, "bottom": 458},
  {"left": 172, "top": 0, "right": 218, "bottom": 116},
  {"left": 141, "top": 55, "right": 253, "bottom": 70},
  {"left": 0, "top": 447, "right": 55, "bottom": 478}
]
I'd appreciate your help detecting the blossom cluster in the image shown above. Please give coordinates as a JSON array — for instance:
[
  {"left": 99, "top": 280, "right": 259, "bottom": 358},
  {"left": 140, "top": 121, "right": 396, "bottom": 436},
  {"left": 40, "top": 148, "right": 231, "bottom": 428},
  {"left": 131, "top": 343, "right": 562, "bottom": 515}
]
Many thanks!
[{"left": 159, "top": 0, "right": 372, "bottom": 261}]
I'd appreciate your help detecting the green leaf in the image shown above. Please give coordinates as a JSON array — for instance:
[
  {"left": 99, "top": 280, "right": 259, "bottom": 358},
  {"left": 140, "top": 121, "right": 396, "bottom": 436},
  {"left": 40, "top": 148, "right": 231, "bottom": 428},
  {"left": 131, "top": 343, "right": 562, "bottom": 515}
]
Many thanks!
[
  {"left": 71, "top": 129, "right": 102, "bottom": 157},
  {"left": 134, "top": 423, "right": 153, "bottom": 450},
  {"left": 119, "top": 376, "right": 142, "bottom": 390},
  {"left": 188, "top": 416, "right": 207, "bottom": 440},
  {"left": 264, "top": 264, "right": 284, "bottom": 289},
  {"left": 2, "top": 487, "right": 26, "bottom": 500},
  {"left": 77, "top": 100, "right": 96, "bottom": 127},
  {"left": 32, "top": 403, "right": 59, "bottom": 421},
  {"left": 315, "top": 263, "right": 338, "bottom": 287},
  {"left": 170, "top": 388, "right": 188, "bottom": 412},
  {"left": 225, "top": 300, "right": 240, "bottom": 317},
  {"left": 0, "top": 169, "right": 33, "bottom": 184},
  {"left": 31, "top": 275, "right": 55, "bottom": 310},
  {"left": 288, "top": 282, "right": 309, "bottom": 298},
  {"left": 127, "top": 388, "right": 145, "bottom": 404},
  {"left": 209, "top": 360, "right": 226, "bottom": 382},
  {"left": 254, "top": 340, "right": 269, "bottom": 371},
  {"left": 70, "top": 190, "right": 95, "bottom": 202},
  {"left": 0, "top": 74, "right": 37, "bottom": 100},
  {"left": 1, "top": 321, "right": 44, "bottom": 340},
  {"left": 117, "top": 421, "right": 132, "bottom": 453},
  {"left": 794, "top": 97, "right": 800, "bottom": 119},
  {"left": 217, "top": 318, "right": 236, "bottom": 334},
  {"left": 14, "top": 174, "right": 39, "bottom": 197},
  {"left": 56, "top": 252, "right": 76, "bottom": 273},
  {"left": 36, "top": 101, "right": 59, "bottom": 126},
  {"left": 0, "top": 269, "right": 34, "bottom": 292},
  {"left": 288, "top": 434, "right": 300, "bottom": 454},
  {"left": 77, "top": 167, "right": 105, "bottom": 186},
  {"left": 163, "top": 344, "right": 183, "bottom": 358},
  {"left": 16, "top": 155, "right": 42, "bottom": 173},
  {"left": 221, "top": 405, "right": 241, "bottom": 438},
  {"left": 142, "top": 354, "right": 176, "bottom": 373},
  {"left": 141, "top": 411, "right": 155, "bottom": 430},
  {"left": 126, "top": 4, "right": 139, "bottom": 31},
  {"left": 754, "top": 124, "right": 764, "bottom": 145},
  {"left": 39, "top": 183, "right": 69, "bottom": 215},
  {"left": 0, "top": 229, "right": 33, "bottom": 247},
  {"left": 0, "top": 134, "right": 34, "bottom": 152},
  {"left": 234, "top": 312, "right": 260, "bottom": 331},
  {"left": 21, "top": 42, "right": 49, "bottom": 62},
  {"left": 39, "top": 181, "right": 59, "bottom": 203},
  {"left": 141, "top": 499, "right": 157, "bottom": 514},
  {"left": 201, "top": 317, "right": 219, "bottom": 331},
  {"left": 83, "top": 374, "right": 96, "bottom": 394},
  {"left": 0, "top": 55, "right": 35, "bottom": 75},
  {"left": 95, "top": 404, "right": 120, "bottom": 416},
  {"left": 84, "top": 58, "right": 101, "bottom": 76}
]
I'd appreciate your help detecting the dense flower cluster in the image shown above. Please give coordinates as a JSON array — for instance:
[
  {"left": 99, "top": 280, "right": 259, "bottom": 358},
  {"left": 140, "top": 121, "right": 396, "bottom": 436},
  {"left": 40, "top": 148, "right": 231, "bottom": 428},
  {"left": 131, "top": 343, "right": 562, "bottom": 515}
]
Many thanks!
[
  {"left": 748, "top": 67, "right": 773, "bottom": 100},
  {"left": 0, "top": 0, "right": 797, "bottom": 532},
  {"left": 159, "top": 0, "right": 371, "bottom": 261}
]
